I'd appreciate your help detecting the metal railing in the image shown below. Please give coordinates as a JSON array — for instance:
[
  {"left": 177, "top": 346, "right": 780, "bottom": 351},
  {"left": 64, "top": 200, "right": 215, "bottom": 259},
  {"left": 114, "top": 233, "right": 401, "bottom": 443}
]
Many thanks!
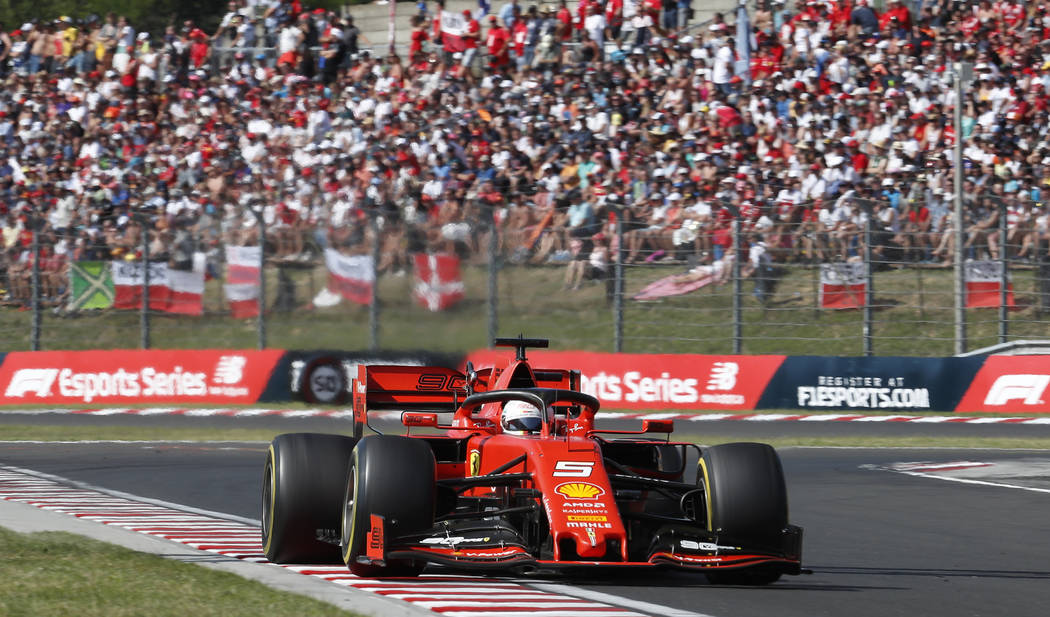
[{"left": 4, "top": 193, "right": 1048, "bottom": 356}]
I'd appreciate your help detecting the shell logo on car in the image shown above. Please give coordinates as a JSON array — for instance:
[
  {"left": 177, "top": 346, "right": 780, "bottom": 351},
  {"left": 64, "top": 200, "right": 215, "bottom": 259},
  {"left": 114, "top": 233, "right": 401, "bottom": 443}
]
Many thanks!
[{"left": 555, "top": 482, "right": 605, "bottom": 500}]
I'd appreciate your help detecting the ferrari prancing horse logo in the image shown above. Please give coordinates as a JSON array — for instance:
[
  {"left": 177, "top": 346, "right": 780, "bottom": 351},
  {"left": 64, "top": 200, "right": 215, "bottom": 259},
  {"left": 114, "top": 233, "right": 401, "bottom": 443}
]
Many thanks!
[{"left": 468, "top": 450, "right": 481, "bottom": 476}]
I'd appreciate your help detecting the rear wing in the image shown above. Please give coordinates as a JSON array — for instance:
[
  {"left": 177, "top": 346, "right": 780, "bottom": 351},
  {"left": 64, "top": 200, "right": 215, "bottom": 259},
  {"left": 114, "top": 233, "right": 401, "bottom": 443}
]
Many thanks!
[{"left": 351, "top": 365, "right": 466, "bottom": 438}]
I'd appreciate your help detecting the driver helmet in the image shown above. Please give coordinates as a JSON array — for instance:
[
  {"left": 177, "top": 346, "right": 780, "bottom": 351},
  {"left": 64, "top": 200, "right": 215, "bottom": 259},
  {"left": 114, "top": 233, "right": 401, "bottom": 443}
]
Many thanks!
[{"left": 501, "top": 400, "right": 543, "bottom": 434}]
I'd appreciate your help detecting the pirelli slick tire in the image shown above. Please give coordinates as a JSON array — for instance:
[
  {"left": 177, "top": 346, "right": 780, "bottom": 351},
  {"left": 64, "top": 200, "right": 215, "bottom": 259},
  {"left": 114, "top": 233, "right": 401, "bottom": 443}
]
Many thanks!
[
  {"left": 341, "top": 435, "right": 436, "bottom": 577},
  {"left": 262, "top": 433, "right": 357, "bottom": 564},
  {"left": 698, "top": 442, "right": 788, "bottom": 586}
]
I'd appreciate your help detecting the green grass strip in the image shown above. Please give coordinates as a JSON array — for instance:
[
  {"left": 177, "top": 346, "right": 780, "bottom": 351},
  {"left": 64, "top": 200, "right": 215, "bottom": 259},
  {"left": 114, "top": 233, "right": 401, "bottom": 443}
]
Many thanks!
[{"left": 0, "top": 527, "right": 361, "bottom": 617}]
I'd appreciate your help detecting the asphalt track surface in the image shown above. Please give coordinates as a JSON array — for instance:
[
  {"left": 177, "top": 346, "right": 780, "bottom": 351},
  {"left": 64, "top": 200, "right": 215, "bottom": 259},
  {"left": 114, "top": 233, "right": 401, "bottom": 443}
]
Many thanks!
[{"left": 3, "top": 413, "right": 1050, "bottom": 617}]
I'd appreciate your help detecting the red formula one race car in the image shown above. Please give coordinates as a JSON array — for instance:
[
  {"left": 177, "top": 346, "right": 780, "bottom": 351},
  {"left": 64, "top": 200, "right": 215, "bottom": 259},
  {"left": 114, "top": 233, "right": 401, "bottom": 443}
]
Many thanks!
[{"left": 261, "top": 337, "right": 803, "bottom": 584}]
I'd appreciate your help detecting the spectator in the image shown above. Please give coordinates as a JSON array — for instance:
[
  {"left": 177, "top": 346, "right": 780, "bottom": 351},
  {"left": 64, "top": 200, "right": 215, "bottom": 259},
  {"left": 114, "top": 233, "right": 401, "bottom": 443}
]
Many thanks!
[{"left": 3, "top": 0, "right": 1050, "bottom": 313}]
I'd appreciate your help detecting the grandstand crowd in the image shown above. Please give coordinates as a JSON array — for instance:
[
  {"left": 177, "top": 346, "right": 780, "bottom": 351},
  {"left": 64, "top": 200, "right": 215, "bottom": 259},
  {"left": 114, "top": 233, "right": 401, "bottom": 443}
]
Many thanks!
[{"left": 1, "top": 0, "right": 1050, "bottom": 306}]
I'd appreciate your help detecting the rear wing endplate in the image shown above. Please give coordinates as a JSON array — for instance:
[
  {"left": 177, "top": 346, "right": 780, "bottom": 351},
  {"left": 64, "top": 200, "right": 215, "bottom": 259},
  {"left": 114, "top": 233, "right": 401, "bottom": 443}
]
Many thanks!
[{"left": 351, "top": 365, "right": 466, "bottom": 438}]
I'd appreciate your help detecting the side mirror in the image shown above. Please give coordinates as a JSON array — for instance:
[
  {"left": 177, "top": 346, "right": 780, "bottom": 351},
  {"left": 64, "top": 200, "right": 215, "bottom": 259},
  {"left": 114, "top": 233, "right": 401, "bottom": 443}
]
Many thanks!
[
  {"left": 402, "top": 412, "right": 439, "bottom": 428},
  {"left": 465, "top": 361, "right": 478, "bottom": 395},
  {"left": 642, "top": 419, "right": 674, "bottom": 434}
]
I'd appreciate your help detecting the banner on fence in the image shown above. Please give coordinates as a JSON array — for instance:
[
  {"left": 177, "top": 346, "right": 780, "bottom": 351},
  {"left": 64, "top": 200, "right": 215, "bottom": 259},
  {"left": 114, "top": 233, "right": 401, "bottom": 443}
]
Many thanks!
[
  {"left": 965, "top": 260, "right": 1015, "bottom": 308},
  {"left": 68, "top": 261, "right": 114, "bottom": 311},
  {"left": 320, "top": 249, "right": 374, "bottom": 306},
  {"left": 440, "top": 10, "right": 469, "bottom": 52},
  {"left": 464, "top": 349, "right": 785, "bottom": 410},
  {"left": 224, "top": 246, "right": 261, "bottom": 318},
  {"left": 0, "top": 350, "right": 284, "bottom": 405},
  {"left": 755, "top": 355, "right": 985, "bottom": 411},
  {"left": 955, "top": 355, "right": 1050, "bottom": 412},
  {"left": 414, "top": 253, "right": 464, "bottom": 311},
  {"left": 819, "top": 262, "right": 865, "bottom": 309},
  {"left": 111, "top": 256, "right": 205, "bottom": 315}
]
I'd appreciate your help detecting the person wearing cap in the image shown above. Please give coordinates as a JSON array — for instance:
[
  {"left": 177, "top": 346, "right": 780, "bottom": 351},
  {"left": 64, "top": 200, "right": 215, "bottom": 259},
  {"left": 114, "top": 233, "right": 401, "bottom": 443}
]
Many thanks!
[{"left": 460, "top": 9, "right": 481, "bottom": 74}]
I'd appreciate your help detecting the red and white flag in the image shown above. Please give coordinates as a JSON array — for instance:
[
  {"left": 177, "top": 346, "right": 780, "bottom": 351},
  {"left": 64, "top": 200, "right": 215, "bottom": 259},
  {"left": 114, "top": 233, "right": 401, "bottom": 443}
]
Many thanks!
[
  {"left": 323, "top": 248, "right": 374, "bottom": 306},
  {"left": 224, "top": 246, "right": 261, "bottom": 319},
  {"left": 111, "top": 255, "right": 205, "bottom": 315},
  {"left": 440, "top": 10, "right": 469, "bottom": 52},
  {"left": 965, "top": 260, "right": 1015, "bottom": 308},
  {"left": 819, "top": 262, "right": 865, "bottom": 309},
  {"left": 414, "top": 253, "right": 465, "bottom": 311}
]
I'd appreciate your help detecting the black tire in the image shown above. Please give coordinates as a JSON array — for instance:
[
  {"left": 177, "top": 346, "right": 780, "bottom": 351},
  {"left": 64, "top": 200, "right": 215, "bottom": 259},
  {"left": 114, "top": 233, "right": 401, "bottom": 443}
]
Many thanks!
[
  {"left": 341, "top": 435, "right": 436, "bottom": 577},
  {"left": 262, "top": 433, "right": 357, "bottom": 564},
  {"left": 698, "top": 442, "right": 788, "bottom": 585}
]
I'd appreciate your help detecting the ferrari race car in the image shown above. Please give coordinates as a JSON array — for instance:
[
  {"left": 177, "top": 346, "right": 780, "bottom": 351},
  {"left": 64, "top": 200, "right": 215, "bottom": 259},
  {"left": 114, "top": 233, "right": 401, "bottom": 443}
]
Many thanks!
[{"left": 261, "top": 337, "right": 803, "bottom": 584}]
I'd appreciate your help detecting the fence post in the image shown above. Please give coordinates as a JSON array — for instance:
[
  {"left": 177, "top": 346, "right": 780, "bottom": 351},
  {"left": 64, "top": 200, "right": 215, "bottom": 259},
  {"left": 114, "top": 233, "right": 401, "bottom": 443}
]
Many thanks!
[
  {"left": 257, "top": 216, "right": 267, "bottom": 350},
  {"left": 732, "top": 214, "right": 742, "bottom": 354},
  {"left": 614, "top": 212, "right": 624, "bottom": 353},
  {"left": 369, "top": 214, "right": 380, "bottom": 351},
  {"left": 487, "top": 212, "right": 498, "bottom": 345},
  {"left": 999, "top": 197, "right": 1008, "bottom": 344},
  {"left": 863, "top": 200, "right": 874, "bottom": 357},
  {"left": 952, "top": 63, "right": 969, "bottom": 355},
  {"left": 30, "top": 219, "right": 40, "bottom": 351},
  {"left": 141, "top": 217, "right": 151, "bottom": 350}
]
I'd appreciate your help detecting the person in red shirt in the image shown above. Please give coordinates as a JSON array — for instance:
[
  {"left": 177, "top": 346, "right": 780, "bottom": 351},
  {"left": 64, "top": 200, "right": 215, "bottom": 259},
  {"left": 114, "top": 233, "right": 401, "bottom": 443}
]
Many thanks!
[
  {"left": 556, "top": 0, "right": 573, "bottom": 42},
  {"left": 461, "top": 10, "right": 480, "bottom": 72},
  {"left": 486, "top": 16, "right": 511, "bottom": 69},
  {"left": 605, "top": 0, "right": 623, "bottom": 40},
  {"left": 879, "top": 0, "right": 911, "bottom": 34},
  {"left": 409, "top": 14, "right": 429, "bottom": 60},
  {"left": 511, "top": 9, "right": 528, "bottom": 69}
]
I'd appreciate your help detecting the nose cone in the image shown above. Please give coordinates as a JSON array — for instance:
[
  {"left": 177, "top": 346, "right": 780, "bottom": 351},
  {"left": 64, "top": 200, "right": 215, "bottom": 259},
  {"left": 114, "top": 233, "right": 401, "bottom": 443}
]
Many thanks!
[{"left": 573, "top": 528, "right": 608, "bottom": 559}]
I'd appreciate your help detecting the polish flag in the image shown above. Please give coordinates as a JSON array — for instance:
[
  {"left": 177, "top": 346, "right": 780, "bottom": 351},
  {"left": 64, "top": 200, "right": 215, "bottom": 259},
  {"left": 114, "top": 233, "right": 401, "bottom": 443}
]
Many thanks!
[
  {"left": 819, "top": 262, "right": 865, "bottom": 309},
  {"left": 440, "top": 10, "right": 469, "bottom": 53},
  {"left": 111, "top": 255, "right": 205, "bottom": 315},
  {"left": 224, "top": 246, "right": 261, "bottom": 319},
  {"left": 325, "top": 249, "right": 374, "bottom": 305},
  {"left": 413, "top": 253, "right": 465, "bottom": 311},
  {"left": 965, "top": 260, "right": 1015, "bottom": 308}
]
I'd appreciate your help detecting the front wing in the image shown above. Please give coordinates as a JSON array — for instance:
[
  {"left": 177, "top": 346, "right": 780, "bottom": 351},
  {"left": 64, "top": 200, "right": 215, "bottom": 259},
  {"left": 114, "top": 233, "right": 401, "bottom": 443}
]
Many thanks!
[{"left": 363, "top": 516, "right": 803, "bottom": 574}]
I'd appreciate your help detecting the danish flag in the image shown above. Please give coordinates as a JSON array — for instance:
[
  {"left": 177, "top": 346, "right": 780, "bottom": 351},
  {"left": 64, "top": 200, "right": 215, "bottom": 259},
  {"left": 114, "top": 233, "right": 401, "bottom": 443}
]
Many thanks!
[{"left": 413, "top": 253, "right": 465, "bottom": 312}]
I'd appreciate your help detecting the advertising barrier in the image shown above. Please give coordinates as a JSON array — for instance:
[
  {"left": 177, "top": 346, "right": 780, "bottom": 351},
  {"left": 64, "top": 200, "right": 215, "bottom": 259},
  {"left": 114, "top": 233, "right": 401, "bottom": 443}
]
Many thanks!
[
  {"left": 278, "top": 350, "right": 464, "bottom": 405},
  {"left": 956, "top": 355, "right": 1050, "bottom": 413},
  {"left": 756, "top": 356, "right": 986, "bottom": 412},
  {"left": 0, "top": 350, "right": 284, "bottom": 405},
  {"left": 465, "top": 350, "right": 785, "bottom": 411},
  {"left": 0, "top": 348, "right": 1048, "bottom": 413}
]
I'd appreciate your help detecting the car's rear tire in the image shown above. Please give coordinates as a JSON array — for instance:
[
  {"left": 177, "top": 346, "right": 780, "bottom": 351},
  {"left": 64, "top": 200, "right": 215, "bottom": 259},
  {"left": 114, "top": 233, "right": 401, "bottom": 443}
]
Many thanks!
[
  {"left": 262, "top": 433, "right": 357, "bottom": 564},
  {"left": 698, "top": 442, "right": 788, "bottom": 585},
  {"left": 341, "top": 435, "right": 435, "bottom": 577}
]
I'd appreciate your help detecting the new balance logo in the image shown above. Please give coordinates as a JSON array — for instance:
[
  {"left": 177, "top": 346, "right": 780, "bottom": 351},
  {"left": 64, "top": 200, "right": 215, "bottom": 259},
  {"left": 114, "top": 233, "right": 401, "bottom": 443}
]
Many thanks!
[
  {"left": 983, "top": 374, "right": 1050, "bottom": 406},
  {"left": 4, "top": 369, "right": 60, "bottom": 398},
  {"left": 706, "top": 362, "right": 739, "bottom": 391},
  {"left": 213, "top": 355, "right": 246, "bottom": 385}
]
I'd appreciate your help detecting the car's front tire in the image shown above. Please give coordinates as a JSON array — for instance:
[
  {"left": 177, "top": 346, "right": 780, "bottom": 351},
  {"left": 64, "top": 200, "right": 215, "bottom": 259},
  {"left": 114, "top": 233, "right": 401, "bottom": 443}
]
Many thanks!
[
  {"left": 698, "top": 442, "right": 789, "bottom": 585},
  {"left": 341, "top": 435, "right": 436, "bottom": 577},
  {"left": 262, "top": 432, "right": 357, "bottom": 564}
]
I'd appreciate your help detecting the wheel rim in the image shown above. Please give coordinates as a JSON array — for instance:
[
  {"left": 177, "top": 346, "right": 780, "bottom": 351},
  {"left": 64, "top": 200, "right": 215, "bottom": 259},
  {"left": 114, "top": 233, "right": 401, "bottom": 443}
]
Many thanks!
[
  {"left": 261, "top": 452, "right": 275, "bottom": 553},
  {"left": 340, "top": 460, "right": 357, "bottom": 563}
]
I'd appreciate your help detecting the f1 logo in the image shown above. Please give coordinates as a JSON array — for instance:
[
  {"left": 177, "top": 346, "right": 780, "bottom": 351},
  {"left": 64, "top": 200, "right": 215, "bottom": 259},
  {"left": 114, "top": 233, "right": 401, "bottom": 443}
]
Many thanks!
[
  {"left": 4, "top": 369, "right": 59, "bottom": 398},
  {"left": 983, "top": 374, "right": 1050, "bottom": 406}
]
